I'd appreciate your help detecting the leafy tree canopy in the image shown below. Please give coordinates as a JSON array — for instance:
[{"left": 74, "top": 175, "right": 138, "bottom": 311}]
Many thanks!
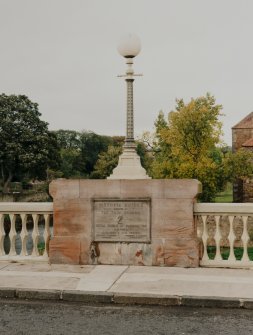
[
  {"left": 53, "top": 130, "right": 118, "bottom": 178},
  {"left": 91, "top": 145, "right": 123, "bottom": 179},
  {"left": 0, "top": 94, "right": 60, "bottom": 192},
  {"left": 150, "top": 93, "right": 253, "bottom": 201}
]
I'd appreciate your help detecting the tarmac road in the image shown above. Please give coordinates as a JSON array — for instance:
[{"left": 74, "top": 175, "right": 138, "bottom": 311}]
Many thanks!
[{"left": 0, "top": 300, "right": 252, "bottom": 335}]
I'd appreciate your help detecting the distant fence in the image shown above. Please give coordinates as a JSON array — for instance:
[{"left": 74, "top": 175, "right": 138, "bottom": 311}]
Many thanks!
[
  {"left": 0, "top": 203, "right": 53, "bottom": 262},
  {"left": 194, "top": 203, "right": 253, "bottom": 268}
]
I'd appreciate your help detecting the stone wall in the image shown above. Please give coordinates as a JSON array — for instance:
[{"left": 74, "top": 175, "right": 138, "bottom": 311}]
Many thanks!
[
  {"left": 242, "top": 178, "right": 253, "bottom": 202},
  {"left": 49, "top": 179, "right": 201, "bottom": 267},
  {"left": 232, "top": 121, "right": 253, "bottom": 202},
  {"left": 232, "top": 128, "right": 253, "bottom": 152}
]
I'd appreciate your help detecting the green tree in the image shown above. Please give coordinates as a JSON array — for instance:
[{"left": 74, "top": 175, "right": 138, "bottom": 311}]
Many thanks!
[
  {"left": 0, "top": 94, "right": 59, "bottom": 192},
  {"left": 91, "top": 145, "right": 122, "bottom": 179},
  {"left": 136, "top": 141, "right": 153, "bottom": 175},
  {"left": 53, "top": 130, "right": 115, "bottom": 178},
  {"left": 79, "top": 131, "right": 113, "bottom": 175},
  {"left": 53, "top": 130, "right": 84, "bottom": 178},
  {"left": 223, "top": 148, "right": 253, "bottom": 182},
  {"left": 151, "top": 94, "right": 224, "bottom": 201},
  {"left": 53, "top": 129, "right": 81, "bottom": 149},
  {"left": 163, "top": 94, "right": 222, "bottom": 161}
]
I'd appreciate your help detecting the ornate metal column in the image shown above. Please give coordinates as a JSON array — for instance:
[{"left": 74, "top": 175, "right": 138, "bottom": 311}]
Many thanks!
[
  {"left": 108, "top": 34, "right": 150, "bottom": 180},
  {"left": 125, "top": 78, "right": 135, "bottom": 147}
]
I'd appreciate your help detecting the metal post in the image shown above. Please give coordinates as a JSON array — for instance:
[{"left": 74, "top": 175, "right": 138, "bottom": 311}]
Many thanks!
[
  {"left": 125, "top": 78, "right": 135, "bottom": 147},
  {"left": 107, "top": 34, "right": 150, "bottom": 179}
]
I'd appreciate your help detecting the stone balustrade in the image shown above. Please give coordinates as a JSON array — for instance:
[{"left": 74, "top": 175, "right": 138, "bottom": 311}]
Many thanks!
[
  {"left": 1, "top": 201, "right": 253, "bottom": 268},
  {"left": 0, "top": 203, "right": 53, "bottom": 262},
  {"left": 194, "top": 203, "right": 253, "bottom": 268}
]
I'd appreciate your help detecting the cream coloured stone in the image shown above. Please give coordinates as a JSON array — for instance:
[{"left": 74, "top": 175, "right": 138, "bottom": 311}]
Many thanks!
[
  {"left": 76, "top": 265, "right": 128, "bottom": 291},
  {"left": 194, "top": 202, "right": 253, "bottom": 213},
  {"left": 107, "top": 147, "right": 151, "bottom": 179},
  {"left": 108, "top": 266, "right": 253, "bottom": 299},
  {"left": 0, "top": 202, "right": 53, "bottom": 213}
]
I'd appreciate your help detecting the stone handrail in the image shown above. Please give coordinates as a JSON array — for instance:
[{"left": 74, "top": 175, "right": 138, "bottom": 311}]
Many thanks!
[
  {"left": 2, "top": 201, "right": 253, "bottom": 268},
  {"left": 194, "top": 203, "right": 253, "bottom": 268},
  {"left": 0, "top": 203, "right": 53, "bottom": 262}
]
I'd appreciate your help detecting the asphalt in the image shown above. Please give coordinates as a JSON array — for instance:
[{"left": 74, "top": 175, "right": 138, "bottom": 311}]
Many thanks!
[{"left": 0, "top": 262, "right": 253, "bottom": 308}]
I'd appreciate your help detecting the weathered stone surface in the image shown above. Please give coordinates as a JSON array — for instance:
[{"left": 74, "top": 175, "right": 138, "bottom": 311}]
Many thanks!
[
  {"left": 0, "top": 288, "right": 16, "bottom": 298},
  {"left": 49, "top": 236, "right": 83, "bottom": 264},
  {"left": 232, "top": 113, "right": 253, "bottom": 202},
  {"left": 242, "top": 299, "right": 253, "bottom": 309},
  {"left": 49, "top": 179, "right": 200, "bottom": 267},
  {"left": 62, "top": 290, "right": 113, "bottom": 303},
  {"left": 16, "top": 289, "right": 61, "bottom": 300},
  {"left": 181, "top": 296, "right": 241, "bottom": 308},
  {"left": 93, "top": 199, "right": 150, "bottom": 243},
  {"left": 79, "top": 179, "right": 121, "bottom": 199},
  {"left": 97, "top": 242, "right": 152, "bottom": 266},
  {"left": 113, "top": 293, "right": 180, "bottom": 306},
  {"left": 50, "top": 179, "right": 80, "bottom": 199},
  {"left": 53, "top": 200, "right": 91, "bottom": 236},
  {"left": 152, "top": 238, "right": 199, "bottom": 267}
]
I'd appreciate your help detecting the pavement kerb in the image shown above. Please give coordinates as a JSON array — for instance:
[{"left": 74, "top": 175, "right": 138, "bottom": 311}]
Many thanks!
[
  {"left": 16, "top": 288, "right": 62, "bottom": 301},
  {"left": 180, "top": 296, "right": 241, "bottom": 309},
  {"left": 112, "top": 293, "right": 180, "bottom": 306},
  {"left": 0, "top": 288, "right": 16, "bottom": 299},
  {"left": 62, "top": 290, "right": 113, "bottom": 303},
  {"left": 0, "top": 288, "right": 253, "bottom": 309}
]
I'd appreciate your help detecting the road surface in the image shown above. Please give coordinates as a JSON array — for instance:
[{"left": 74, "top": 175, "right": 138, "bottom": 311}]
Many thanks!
[{"left": 0, "top": 300, "right": 252, "bottom": 335}]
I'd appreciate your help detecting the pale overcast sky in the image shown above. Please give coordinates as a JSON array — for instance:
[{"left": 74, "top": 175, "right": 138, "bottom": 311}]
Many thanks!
[{"left": 1, "top": 0, "right": 253, "bottom": 145}]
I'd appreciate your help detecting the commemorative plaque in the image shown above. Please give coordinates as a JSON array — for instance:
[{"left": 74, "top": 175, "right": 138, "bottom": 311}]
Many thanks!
[{"left": 93, "top": 199, "right": 151, "bottom": 242}]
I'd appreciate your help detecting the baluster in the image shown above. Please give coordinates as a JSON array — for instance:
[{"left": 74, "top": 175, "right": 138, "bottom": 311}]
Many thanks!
[
  {"left": 228, "top": 215, "right": 236, "bottom": 262},
  {"left": 0, "top": 214, "right": 5, "bottom": 256},
  {"left": 19, "top": 214, "right": 28, "bottom": 256},
  {"left": 214, "top": 215, "right": 222, "bottom": 261},
  {"left": 196, "top": 215, "right": 202, "bottom": 239},
  {"left": 200, "top": 215, "right": 209, "bottom": 262},
  {"left": 43, "top": 214, "right": 50, "bottom": 258},
  {"left": 9, "top": 214, "right": 17, "bottom": 256},
  {"left": 32, "top": 214, "right": 40, "bottom": 256},
  {"left": 241, "top": 215, "right": 250, "bottom": 262}
]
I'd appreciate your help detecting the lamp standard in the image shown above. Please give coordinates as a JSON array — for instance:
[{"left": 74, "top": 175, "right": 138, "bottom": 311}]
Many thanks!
[
  {"left": 117, "top": 34, "right": 142, "bottom": 149},
  {"left": 108, "top": 33, "right": 150, "bottom": 179}
]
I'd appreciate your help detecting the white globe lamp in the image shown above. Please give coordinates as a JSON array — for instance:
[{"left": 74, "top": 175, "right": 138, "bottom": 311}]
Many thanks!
[{"left": 117, "top": 33, "right": 141, "bottom": 58}]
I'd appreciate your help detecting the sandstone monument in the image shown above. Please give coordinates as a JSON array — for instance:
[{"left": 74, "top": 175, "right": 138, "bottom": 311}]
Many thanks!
[{"left": 49, "top": 34, "right": 201, "bottom": 267}]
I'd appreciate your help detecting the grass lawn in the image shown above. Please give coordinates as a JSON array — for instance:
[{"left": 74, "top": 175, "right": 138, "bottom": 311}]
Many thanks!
[
  {"left": 214, "top": 183, "right": 233, "bottom": 203},
  {"left": 207, "top": 246, "right": 253, "bottom": 261}
]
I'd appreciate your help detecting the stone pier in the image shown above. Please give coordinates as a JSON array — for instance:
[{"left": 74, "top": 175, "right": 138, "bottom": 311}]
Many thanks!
[{"left": 49, "top": 179, "right": 201, "bottom": 267}]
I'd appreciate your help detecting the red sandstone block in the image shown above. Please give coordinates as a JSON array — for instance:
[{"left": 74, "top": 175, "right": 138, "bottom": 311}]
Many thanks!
[
  {"left": 80, "top": 239, "right": 92, "bottom": 264},
  {"left": 49, "top": 236, "right": 82, "bottom": 264},
  {"left": 152, "top": 199, "right": 193, "bottom": 220},
  {"left": 49, "top": 179, "right": 79, "bottom": 199},
  {"left": 49, "top": 179, "right": 200, "bottom": 267},
  {"left": 151, "top": 219, "right": 194, "bottom": 239},
  {"left": 79, "top": 179, "right": 121, "bottom": 199},
  {"left": 151, "top": 238, "right": 199, "bottom": 267}
]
